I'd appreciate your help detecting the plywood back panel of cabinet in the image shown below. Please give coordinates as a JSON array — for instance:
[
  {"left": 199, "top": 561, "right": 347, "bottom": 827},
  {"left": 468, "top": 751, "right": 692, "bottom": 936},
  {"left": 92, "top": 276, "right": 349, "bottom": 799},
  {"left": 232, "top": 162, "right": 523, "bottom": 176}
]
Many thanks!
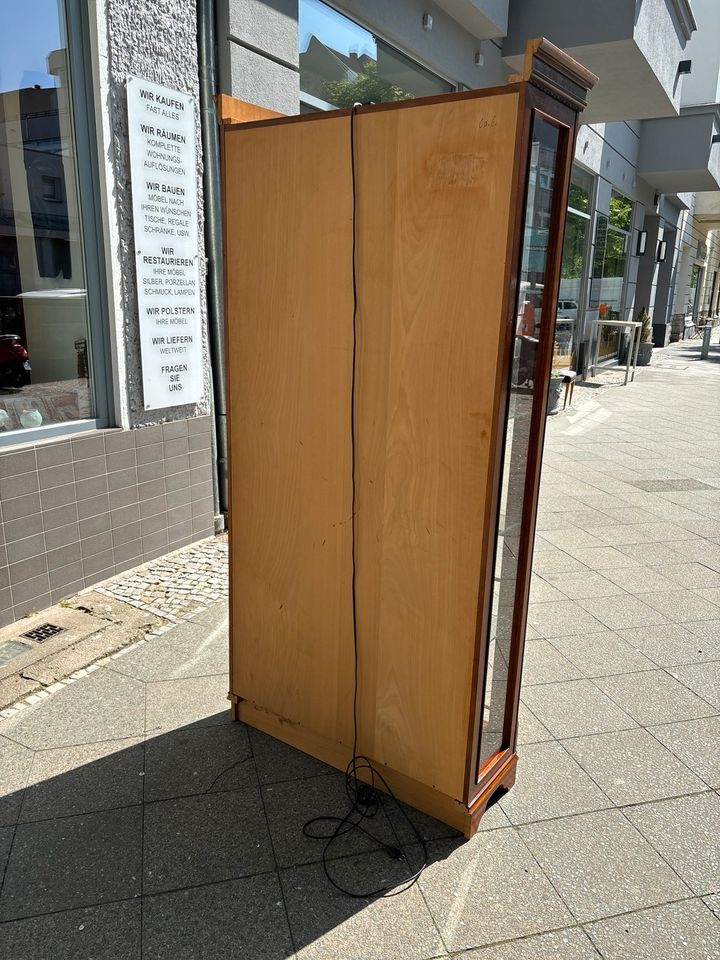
[
  {"left": 353, "top": 91, "right": 521, "bottom": 800},
  {"left": 224, "top": 88, "right": 522, "bottom": 803},
  {"left": 224, "top": 114, "right": 356, "bottom": 746}
]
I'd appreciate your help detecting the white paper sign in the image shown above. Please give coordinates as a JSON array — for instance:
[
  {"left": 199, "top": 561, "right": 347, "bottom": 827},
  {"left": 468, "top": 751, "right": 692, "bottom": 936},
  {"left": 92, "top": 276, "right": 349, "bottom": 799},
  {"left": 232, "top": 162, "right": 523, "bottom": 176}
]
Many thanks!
[{"left": 127, "top": 76, "right": 204, "bottom": 409}]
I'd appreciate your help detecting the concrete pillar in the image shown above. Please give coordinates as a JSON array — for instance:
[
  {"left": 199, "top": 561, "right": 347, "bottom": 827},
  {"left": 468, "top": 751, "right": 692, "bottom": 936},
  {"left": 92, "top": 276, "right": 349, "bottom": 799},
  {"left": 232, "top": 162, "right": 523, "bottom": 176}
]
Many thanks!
[
  {"left": 635, "top": 214, "right": 662, "bottom": 316},
  {"left": 653, "top": 227, "right": 676, "bottom": 338}
]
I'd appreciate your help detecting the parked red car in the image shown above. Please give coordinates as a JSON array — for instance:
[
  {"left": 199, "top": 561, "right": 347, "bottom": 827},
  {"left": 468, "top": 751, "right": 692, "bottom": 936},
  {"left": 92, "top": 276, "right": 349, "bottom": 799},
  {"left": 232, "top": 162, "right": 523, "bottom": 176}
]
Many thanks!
[{"left": 0, "top": 334, "right": 31, "bottom": 389}]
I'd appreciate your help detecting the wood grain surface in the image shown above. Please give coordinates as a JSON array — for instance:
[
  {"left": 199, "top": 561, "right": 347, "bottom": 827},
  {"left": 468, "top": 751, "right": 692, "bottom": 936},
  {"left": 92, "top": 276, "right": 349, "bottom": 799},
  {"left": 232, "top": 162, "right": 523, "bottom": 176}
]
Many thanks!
[
  {"left": 353, "top": 92, "right": 520, "bottom": 799},
  {"left": 225, "top": 89, "right": 521, "bottom": 807},
  {"left": 224, "top": 113, "right": 356, "bottom": 747}
]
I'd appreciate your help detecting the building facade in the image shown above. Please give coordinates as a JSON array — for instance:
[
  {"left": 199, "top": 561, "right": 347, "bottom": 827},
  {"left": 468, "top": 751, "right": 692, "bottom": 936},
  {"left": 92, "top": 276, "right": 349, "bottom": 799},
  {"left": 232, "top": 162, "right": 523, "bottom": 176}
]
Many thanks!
[
  {"left": 217, "top": 0, "right": 720, "bottom": 377},
  {"left": 1, "top": 0, "right": 718, "bottom": 626},
  {"left": 0, "top": 0, "right": 220, "bottom": 626}
]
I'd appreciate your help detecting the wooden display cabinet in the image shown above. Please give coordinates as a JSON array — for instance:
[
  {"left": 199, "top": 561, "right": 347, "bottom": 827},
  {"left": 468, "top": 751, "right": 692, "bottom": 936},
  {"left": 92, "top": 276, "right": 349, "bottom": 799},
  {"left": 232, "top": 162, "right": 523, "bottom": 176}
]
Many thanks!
[{"left": 221, "top": 40, "right": 596, "bottom": 836}]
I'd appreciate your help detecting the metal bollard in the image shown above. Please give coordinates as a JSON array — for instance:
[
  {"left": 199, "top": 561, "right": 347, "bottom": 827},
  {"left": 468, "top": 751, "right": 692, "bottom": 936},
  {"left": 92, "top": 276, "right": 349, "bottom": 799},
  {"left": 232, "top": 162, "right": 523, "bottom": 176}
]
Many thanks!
[{"left": 701, "top": 323, "right": 713, "bottom": 360}]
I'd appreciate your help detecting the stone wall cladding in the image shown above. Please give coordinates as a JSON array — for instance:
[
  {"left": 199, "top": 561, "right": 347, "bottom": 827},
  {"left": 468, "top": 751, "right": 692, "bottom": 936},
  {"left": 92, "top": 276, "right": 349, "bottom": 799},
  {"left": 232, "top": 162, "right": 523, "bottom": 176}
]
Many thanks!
[
  {"left": 0, "top": 418, "right": 214, "bottom": 626},
  {"left": 104, "top": 0, "right": 211, "bottom": 426}
]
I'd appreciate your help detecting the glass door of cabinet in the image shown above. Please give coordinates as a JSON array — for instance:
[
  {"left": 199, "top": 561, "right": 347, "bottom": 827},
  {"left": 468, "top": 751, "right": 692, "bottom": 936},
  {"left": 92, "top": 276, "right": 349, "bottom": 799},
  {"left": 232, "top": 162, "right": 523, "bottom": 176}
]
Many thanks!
[{"left": 477, "top": 115, "right": 564, "bottom": 772}]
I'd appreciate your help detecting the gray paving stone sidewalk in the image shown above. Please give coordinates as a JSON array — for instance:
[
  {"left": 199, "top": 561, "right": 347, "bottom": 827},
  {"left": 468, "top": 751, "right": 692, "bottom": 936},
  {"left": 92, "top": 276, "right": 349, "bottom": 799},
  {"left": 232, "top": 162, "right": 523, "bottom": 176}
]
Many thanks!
[{"left": 1, "top": 334, "right": 720, "bottom": 958}]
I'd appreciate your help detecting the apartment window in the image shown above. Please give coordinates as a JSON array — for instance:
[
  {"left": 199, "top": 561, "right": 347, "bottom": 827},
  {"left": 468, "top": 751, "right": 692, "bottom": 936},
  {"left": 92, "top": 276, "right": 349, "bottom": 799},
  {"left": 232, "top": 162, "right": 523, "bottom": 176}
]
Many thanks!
[
  {"left": 299, "top": 0, "right": 454, "bottom": 112},
  {"left": 42, "top": 175, "right": 62, "bottom": 201},
  {"left": 0, "top": 1, "right": 98, "bottom": 440},
  {"left": 538, "top": 170, "right": 553, "bottom": 191},
  {"left": 555, "top": 165, "right": 594, "bottom": 369}
]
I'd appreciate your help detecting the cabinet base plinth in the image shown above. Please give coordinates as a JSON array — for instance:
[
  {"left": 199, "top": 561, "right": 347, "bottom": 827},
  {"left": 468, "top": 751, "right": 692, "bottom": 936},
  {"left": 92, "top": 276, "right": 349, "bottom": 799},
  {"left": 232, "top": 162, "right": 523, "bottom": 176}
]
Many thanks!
[
  {"left": 467, "top": 753, "right": 518, "bottom": 837},
  {"left": 232, "top": 697, "right": 517, "bottom": 838}
]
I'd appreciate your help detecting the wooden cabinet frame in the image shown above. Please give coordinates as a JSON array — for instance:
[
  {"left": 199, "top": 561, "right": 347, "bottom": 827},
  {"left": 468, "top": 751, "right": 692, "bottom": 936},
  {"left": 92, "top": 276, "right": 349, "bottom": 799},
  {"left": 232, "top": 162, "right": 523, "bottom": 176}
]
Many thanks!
[
  {"left": 221, "top": 40, "right": 596, "bottom": 836},
  {"left": 468, "top": 76, "right": 592, "bottom": 824}
]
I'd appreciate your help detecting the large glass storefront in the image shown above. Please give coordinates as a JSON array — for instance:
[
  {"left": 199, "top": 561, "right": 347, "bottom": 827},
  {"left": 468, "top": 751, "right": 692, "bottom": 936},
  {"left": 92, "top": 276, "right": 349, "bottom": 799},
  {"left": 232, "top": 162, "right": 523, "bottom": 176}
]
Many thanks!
[
  {"left": 0, "top": 1, "right": 93, "bottom": 439},
  {"left": 299, "top": 0, "right": 454, "bottom": 112}
]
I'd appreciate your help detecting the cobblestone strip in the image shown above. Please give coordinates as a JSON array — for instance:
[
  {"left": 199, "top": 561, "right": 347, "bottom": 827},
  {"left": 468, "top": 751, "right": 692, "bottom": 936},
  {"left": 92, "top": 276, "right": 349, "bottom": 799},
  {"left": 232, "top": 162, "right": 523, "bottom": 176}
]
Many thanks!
[{"left": 91, "top": 534, "right": 228, "bottom": 623}]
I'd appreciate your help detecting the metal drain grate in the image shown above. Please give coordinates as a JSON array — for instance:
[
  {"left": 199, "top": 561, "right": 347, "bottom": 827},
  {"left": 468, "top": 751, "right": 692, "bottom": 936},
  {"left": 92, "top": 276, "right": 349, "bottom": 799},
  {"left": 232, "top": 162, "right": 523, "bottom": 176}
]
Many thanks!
[{"left": 20, "top": 622, "right": 66, "bottom": 643}]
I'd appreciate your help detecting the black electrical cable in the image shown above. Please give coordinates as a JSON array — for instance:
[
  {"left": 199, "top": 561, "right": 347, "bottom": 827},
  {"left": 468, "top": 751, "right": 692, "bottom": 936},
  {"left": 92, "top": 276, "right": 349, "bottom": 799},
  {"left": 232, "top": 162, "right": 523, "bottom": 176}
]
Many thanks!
[{"left": 301, "top": 103, "right": 429, "bottom": 899}]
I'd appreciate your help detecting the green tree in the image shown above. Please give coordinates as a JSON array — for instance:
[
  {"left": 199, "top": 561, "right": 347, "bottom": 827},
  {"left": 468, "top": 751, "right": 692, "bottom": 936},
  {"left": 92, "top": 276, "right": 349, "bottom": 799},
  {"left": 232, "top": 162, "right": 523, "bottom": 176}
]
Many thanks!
[
  {"left": 324, "top": 60, "right": 413, "bottom": 108},
  {"left": 561, "top": 213, "right": 586, "bottom": 279},
  {"left": 609, "top": 192, "right": 633, "bottom": 231},
  {"left": 568, "top": 181, "right": 589, "bottom": 213}
]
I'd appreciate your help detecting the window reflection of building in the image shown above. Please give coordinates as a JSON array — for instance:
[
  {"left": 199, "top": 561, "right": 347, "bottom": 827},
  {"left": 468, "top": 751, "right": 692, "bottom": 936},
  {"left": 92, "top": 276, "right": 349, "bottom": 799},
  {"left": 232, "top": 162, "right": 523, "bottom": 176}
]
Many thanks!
[
  {"left": 298, "top": 0, "right": 453, "bottom": 113},
  {"left": 0, "top": 33, "right": 91, "bottom": 433},
  {"left": 21, "top": 84, "right": 72, "bottom": 281},
  {"left": 517, "top": 140, "right": 557, "bottom": 352}
]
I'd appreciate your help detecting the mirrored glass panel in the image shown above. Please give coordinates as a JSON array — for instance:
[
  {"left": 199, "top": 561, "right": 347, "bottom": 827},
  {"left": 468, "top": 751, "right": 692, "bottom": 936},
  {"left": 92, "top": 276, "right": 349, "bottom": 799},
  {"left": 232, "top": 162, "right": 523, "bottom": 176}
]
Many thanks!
[
  {"left": 0, "top": 0, "right": 92, "bottom": 436},
  {"left": 478, "top": 118, "right": 560, "bottom": 768}
]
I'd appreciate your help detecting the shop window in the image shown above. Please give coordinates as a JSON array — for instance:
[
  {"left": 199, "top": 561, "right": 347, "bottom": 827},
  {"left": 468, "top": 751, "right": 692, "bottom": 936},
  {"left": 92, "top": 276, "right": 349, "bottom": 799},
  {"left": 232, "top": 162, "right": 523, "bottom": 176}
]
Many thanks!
[
  {"left": 608, "top": 191, "right": 633, "bottom": 232},
  {"left": 0, "top": 1, "right": 95, "bottom": 438},
  {"left": 568, "top": 168, "right": 592, "bottom": 213},
  {"left": 589, "top": 190, "right": 633, "bottom": 363},
  {"left": 299, "top": 0, "right": 454, "bottom": 112},
  {"left": 555, "top": 165, "right": 593, "bottom": 370}
]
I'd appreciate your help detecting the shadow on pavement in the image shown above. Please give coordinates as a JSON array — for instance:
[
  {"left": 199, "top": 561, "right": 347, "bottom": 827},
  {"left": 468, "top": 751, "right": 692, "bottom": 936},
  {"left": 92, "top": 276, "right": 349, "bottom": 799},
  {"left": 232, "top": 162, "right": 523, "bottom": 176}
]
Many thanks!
[{"left": 0, "top": 706, "right": 462, "bottom": 959}]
